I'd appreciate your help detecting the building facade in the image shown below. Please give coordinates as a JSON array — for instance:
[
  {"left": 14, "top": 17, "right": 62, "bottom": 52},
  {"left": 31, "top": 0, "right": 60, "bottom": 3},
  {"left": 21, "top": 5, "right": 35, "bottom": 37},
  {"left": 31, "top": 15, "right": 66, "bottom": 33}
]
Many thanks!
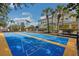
[
  {"left": 38, "top": 11, "right": 77, "bottom": 33},
  {"left": 14, "top": 17, "right": 32, "bottom": 27}
]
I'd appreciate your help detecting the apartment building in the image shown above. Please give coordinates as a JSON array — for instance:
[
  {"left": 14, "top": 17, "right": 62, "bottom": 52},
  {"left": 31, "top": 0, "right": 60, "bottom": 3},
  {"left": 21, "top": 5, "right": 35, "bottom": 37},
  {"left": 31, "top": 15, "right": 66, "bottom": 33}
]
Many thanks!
[
  {"left": 38, "top": 11, "right": 77, "bottom": 32},
  {"left": 14, "top": 17, "right": 32, "bottom": 27}
]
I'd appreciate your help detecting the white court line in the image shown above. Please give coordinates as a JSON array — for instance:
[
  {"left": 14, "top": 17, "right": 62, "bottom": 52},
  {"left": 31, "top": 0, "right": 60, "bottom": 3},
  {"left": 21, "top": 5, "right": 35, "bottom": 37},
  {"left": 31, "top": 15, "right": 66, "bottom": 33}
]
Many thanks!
[
  {"left": 13, "top": 33, "right": 44, "bottom": 56},
  {"left": 14, "top": 32, "right": 66, "bottom": 55},
  {"left": 20, "top": 39, "right": 28, "bottom": 55},
  {"left": 25, "top": 50, "right": 28, "bottom": 56},
  {"left": 28, "top": 46, "right": 43, "bottom": 56},
  {"left": 15, "top": 32, "right": 66, "bottom": 47},
  {"left": 24, "top": 41, "right": 46, "bottom": 55}
]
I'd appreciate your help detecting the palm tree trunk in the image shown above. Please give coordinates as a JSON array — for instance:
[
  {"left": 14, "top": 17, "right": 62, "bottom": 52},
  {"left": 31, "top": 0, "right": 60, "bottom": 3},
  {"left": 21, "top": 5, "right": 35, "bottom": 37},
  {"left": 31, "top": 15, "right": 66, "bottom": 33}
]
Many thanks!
[
  {"left": 52, "top": 16, "right": 54, "bottom": 32},
  {"left": 61, "top": 14, "right": 64, "bottom": 30},
  {"left": 46, "top": 15, "right": 50, "bottom": 33},
  {"left": 57, "top": 14, "right": 61, "bottom": 33},
  {"left": 62, "top": 14, "right": 64, "bottom": 26},
  {"left": 57, "top": 19, "right": 59, "bottom": 33}
]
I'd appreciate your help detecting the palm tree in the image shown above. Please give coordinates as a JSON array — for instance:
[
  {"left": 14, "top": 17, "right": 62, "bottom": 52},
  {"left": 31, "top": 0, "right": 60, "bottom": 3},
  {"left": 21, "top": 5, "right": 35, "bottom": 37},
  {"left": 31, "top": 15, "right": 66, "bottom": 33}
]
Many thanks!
[
  {"left": 56, "top": 5, "right": 69, "bottom": 32},
  {"left": 67, "top": 3, "right": 79, "bottom": 28},
  {"left": 56, "top": 5, "right": 64, "bottom": 32},
  {"left": 61, "top": 7, "right": 70, "bottom": 30},
  {"left": 76, "top": 6, "right": 79, "bottom": 51},
  {"left": 42, "top": 8, "right": 50, "bottom": 33},
  {"left": 67, "top": 3, "right": 79, "bottom": 55},
  {"left": 49, "top": 8, "right": 55, "bottom": 32}
]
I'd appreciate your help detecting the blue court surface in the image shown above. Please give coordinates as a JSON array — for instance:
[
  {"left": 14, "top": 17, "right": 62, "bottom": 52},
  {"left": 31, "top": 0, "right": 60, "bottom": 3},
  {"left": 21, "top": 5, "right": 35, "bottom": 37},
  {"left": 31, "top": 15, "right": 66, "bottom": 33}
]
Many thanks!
[
  {"left": 22, "top": 32, "right": 68, "bottom": 45},
  {"left": 4, "top": 32, "right": 69, "bottom": 56}
]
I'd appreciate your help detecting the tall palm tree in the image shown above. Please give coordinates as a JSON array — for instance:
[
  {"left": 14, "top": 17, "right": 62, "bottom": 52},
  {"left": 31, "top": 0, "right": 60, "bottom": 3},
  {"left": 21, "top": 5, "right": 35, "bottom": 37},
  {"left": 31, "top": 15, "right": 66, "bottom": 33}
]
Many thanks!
[
  {"left": 67, "top": 4, "right": 79, "bottom": 29},
  {"left": 49, "top": 8, "right": 55, "bottom": 32},
  {"left": 67, "top": 3, "right": 79, "bottom": 54},
  {"left": 56, "top": 5, "right": 69, "bottom": 32},
  {"left": 76, "top": 6, "right": 79, "bottom": 50},
  {"left": 56, "top": 5, "right": 64, "bottom": 32},
  {"left": 61, "top": 7, "right": 69, "bottom": 30},
  {"left": 42, "top": 8, "right": 50, "bottom": 33}
]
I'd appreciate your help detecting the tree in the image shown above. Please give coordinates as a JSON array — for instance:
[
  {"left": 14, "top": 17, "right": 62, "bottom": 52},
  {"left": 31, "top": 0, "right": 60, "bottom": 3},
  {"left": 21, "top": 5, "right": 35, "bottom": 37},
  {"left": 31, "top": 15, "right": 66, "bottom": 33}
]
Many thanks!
[
  {"left": 29, "top": 25, "right": 35, "bottom": 31},
  {"left": 9, "top": 24, "right": 20, "bottom": 31},
  {"left": 0, "top": 20, "right": 7, "bottom": 27},
  {"left": 42, "top": 8, "right": 50, "bottom": 33},
  {"left": 20, "top": 22, "right": 25, "bottom": 31},
  {"left": 0, "top": 4, "right": 34, "bottom": 20},
  {"left": 56, "top": 5, "right": 63, "bottom": 32},
  {"left": 49, "top": 8, "right": 55, "bottom": 32},
  {"left": 67, "top": 3, "right": 79, "bottom": 55},
  {"left": 0, "top": 4, "right": 10, "bottom": 28},
  {"left": 0, "top": 3, "right": 34, "bottom": 31},
  {"left": 56, "top": 5, "right": 69, "bottom": 32},
  {"left": 0, "top": 4, "right": 11, "bottom": 21}
]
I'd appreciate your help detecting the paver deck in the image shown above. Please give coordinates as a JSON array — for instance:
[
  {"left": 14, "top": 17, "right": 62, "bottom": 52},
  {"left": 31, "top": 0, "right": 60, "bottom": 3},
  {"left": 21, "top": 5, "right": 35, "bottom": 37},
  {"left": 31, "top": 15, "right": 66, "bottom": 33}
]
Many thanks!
[{"left": 0, "top": 33, "right": 12, "bottom": 56}]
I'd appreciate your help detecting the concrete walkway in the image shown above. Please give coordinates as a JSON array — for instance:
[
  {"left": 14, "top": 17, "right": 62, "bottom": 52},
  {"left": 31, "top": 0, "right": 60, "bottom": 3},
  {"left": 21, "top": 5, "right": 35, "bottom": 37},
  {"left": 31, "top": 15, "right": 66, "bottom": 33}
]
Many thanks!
[{"left": 0, "top": 33, "right": 12, "bottom": 56}]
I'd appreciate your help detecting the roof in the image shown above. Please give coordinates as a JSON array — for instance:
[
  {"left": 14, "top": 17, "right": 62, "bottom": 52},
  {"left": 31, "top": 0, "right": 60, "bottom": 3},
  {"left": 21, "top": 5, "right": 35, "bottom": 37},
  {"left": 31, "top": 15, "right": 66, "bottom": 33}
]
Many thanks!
[
  {"left": 14, "top": 17, "right": 32, "bottom": 22},
  {"left": 40, "top": 15, "right": 52, "bottom": 20}
]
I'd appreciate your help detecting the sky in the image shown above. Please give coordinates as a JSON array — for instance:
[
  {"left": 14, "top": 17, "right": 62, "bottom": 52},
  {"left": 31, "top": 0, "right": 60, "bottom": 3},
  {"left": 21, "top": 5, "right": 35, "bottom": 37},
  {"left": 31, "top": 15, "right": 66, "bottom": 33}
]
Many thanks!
[{"left": 8, "top": 3, "right": 66, "bottom": 26}]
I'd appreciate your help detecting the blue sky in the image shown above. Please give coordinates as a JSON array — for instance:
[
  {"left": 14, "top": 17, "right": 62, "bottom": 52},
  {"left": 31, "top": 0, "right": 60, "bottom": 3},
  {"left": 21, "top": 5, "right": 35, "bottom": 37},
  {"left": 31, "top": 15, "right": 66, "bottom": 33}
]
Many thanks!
[{"left": 8, "top": 3, "right": 66, "bottom": 25}]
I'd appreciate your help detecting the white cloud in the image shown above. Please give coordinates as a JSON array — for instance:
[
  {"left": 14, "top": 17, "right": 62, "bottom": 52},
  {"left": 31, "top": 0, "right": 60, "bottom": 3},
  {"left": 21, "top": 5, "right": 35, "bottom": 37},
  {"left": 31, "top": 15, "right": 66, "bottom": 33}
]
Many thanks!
[
  {"left": 12, "top": 12, "right": 33, "bottom": 22},
  {"left": 22, "top": 12, "right": 32, "bottom": 18}
]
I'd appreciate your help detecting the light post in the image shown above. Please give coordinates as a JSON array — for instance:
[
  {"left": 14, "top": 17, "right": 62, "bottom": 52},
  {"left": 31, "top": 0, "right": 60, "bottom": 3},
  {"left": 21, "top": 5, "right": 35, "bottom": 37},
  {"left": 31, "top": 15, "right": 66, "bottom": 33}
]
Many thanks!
[{"left": 77, "top": 17, "right": 79, "bottom": 55}]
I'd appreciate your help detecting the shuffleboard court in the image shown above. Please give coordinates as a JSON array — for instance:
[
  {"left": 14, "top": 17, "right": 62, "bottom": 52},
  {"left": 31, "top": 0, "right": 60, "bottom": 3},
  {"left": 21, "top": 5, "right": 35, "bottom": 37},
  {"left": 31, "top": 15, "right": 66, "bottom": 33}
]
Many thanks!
[
  {"left": 21, "top": 32, "right": 68, "bottom": 45},
  {"left": 4, "top": 32, "right": 65, "bottom": 56}
]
